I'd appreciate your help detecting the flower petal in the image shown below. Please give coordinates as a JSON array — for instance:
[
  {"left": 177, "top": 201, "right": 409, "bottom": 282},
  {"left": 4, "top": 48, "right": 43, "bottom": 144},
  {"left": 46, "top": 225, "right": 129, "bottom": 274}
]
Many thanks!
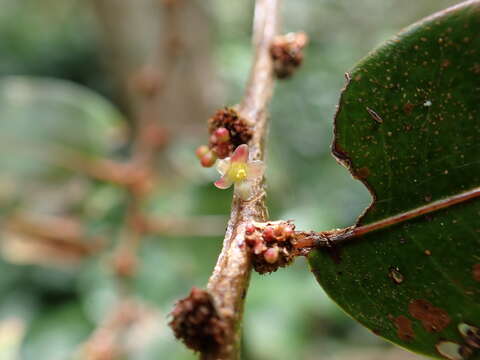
[
  {"left": 234, "top": 180, "right": 253, "bottom": 200},
  {"left": 214, "top": 176, "right": 233, "bottom": 189},
  {"left": 231, "top": 144, "right": 249, "bottom": 163},
  {"left": 216, "top": 158, "right": 231, "bottom": 176},
  {"left": 247, "top": 160, "right": 264, "bottom": 180}
]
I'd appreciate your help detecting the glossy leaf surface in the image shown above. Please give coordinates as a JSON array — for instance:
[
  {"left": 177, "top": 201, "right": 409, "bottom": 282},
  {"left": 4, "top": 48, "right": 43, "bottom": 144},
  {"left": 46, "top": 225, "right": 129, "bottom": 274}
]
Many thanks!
[{"left": 309, "top": 2, "right": 480, "bottom": 359}]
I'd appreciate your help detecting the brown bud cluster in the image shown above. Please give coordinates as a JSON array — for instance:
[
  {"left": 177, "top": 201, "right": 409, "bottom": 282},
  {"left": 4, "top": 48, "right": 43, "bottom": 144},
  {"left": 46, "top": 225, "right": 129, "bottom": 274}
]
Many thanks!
[
  {"left": 196, "top": 107, "right": 253, "bottom": 167},
  {"left": 245, "top": 221, "right": 297, "bottom": 274},
  {"left": 208, "top": 108, "right": 252, "bottom": 150},
  {"left": 270, "top": 32, "right": 309, "bottom": 79},
  {"left": 169, "top": 287, "right": 228, "bottom": 353}
]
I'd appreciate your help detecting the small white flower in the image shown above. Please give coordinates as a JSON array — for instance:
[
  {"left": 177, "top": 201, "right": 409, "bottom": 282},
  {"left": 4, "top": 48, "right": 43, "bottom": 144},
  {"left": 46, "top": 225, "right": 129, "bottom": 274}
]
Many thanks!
[{"left": 214, "top": 144, "right": 264, "bottom": 200}]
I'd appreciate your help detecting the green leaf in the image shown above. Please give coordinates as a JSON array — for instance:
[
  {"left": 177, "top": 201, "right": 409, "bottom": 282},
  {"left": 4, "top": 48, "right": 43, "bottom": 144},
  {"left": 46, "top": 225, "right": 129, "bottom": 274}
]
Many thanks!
[{"left": 309, "top": 2, "right": 480, "bottom": 359}]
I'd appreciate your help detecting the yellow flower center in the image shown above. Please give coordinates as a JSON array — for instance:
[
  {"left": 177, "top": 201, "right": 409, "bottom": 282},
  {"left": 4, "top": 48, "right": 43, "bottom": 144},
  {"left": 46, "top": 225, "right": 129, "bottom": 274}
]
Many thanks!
[{"left": 227, "top": 162, "right": 248, "bottom": 182}]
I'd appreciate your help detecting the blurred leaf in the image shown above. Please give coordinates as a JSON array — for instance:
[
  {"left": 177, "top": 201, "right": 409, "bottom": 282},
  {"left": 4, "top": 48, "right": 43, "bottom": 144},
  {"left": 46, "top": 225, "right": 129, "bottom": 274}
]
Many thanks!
[
  {"left": 0, "top": 76, "right": 126, "bottom": 213},
  {"left": 310, "top": 2, "right": 480, "bottom": 359},
  {"left": 0, "top": 0, "right": 107, "bottom": 94},
  {"left": 0, "top": 75, "right": 125, "bottom": 159}
]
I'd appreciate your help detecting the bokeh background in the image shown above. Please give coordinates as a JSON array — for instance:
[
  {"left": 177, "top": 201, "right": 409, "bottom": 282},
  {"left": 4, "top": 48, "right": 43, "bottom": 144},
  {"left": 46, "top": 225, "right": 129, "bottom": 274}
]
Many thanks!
[{"left": 0, "top": 1, "right": 460, "bottom": 359}]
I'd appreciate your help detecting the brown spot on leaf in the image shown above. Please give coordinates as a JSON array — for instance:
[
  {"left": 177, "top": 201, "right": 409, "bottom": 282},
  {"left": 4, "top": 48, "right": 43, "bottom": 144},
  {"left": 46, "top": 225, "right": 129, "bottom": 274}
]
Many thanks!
[
  {"left": 409, "top": 299, "right": 451, "bottom": 332},
  {"left": 355, "top": 167, "right": 370, "bottom": 179},
  {"left": 403, "top": 103, "right": 415, "bottom": 115},
  {"left": 473, "top": 264, "right": 480, "bottom": 282},
  {"left": 441, "top": 59, "right": 451, "bottom": 68},
  {"left": 394, "top": 315, "right": 415, "bottom": 341}
]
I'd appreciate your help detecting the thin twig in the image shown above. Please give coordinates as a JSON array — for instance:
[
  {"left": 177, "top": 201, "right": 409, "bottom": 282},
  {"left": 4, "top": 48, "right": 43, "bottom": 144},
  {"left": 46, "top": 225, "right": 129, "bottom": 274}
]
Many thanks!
[
  {"left": 81, "top": 0, "right": 183, "bottom": 356},
  {"left": 0, "top": 139, "right": 149, "bottom": 187},
  {"left": 111, "top": 0, "right": 185, "bottom": 277},
  {"left": 2, "top": 214, "right": 104, "bottom": 267},
  {"left": 79, "top": 298, "right": 151, "bottom": 359},
  {"left": 203, "top": 1, "right": 280, "bottom": 359}
]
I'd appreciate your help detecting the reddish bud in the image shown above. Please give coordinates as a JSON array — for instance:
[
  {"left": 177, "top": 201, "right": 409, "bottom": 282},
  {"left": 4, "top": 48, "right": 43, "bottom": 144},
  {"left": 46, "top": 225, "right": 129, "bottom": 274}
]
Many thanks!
[
  {"left": 262, "top": 226, "right": 276, "bottom": 242},
  {"left": 273, "top": 223, "right": 294, "bottom": 242},
  {"left": 195, "top": 145, "right": 210, "bottom": 159},
  {"left": 213, "top": 127, "right": 230, "bottom": 143},
  {"left": 200, "top": 151, "right": 217, "bottom": 167},
  {"left": 245, "top": 224, "right": 256, "bottom": 235},
  {"left": 264, "top": 247, "right": 279, "bottom": 264},
  {"left": 283, "top": 224, "right": 294, "bottom": 239},
  {"left": 213, "top": 143, "right": 232, "bottom": 159},
  {"left": 245, "top": 236, "right": 256, "bottom": 247},
  {"left": 245, "top": 232, "right": 261, "bottom": 247},
  {"left": 273, "top": 224, "right": 285, "bottom": 238},
  {"left": 254, "top": 242, "right": 267, "bottom": 255}
]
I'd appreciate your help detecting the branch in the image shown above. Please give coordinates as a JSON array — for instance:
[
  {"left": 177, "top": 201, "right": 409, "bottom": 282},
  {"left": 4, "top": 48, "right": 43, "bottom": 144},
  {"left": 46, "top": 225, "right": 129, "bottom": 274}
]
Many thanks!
[
  {"left": 3, "top": 214, "right": 104, "bottom": 268},
  {"left": 201, "top": 1, "right": 280, "bottom": 359},
  {"left": 229, "top": 186, "right": 480, "bottom": 276},
  {"left": 78, "top": 298, "right": 151, "bottom": 359}
]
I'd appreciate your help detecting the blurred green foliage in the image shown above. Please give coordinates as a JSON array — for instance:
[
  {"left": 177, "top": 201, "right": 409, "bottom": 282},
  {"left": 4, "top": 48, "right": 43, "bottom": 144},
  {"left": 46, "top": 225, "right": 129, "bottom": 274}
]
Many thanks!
[{"left": 0, "top": 1, "right": 461, "bottom": 359}]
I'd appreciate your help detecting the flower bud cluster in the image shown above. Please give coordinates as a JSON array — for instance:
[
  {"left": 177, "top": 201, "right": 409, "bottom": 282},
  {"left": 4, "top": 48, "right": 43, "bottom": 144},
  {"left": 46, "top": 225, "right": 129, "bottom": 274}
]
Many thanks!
[
  {"left": 169, "top": 287, "right": 227, "bottom": 353},
  {"left": 270, "top": 32, "right": 309, "bottom": 79},
  {"left": 245, "top": 221, "right": 297, "bottom": 274},
  {"left": 195, "top": 126, "right": 232, "bottom": 167},
  {"left": 195, "top": 108, "right": 253, "bottom": 168},
  {"left": 209, "top": 127, "right": 233, "bottom": 160}
]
